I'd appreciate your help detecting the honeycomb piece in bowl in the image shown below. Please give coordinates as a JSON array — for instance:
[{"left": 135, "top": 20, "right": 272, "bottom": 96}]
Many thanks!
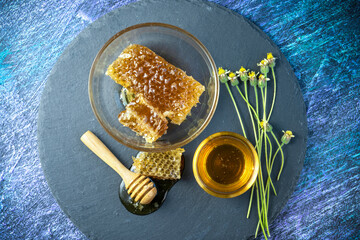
[
  {"left": 118, "top": 95, "right": 168, "bottom": 143},
  {"left": 106, "top": 44, "right": 205, "bottom": 125},
  {"left": 132, "top": 148, "right": 185, "bottom": 180}
]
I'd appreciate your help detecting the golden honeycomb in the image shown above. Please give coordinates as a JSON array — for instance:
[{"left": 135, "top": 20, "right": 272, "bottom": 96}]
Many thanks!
[
  {"left": 118, "top": 95, "right": 168, "bottom": 143},
  {"left": 132, "top": 148, "right": 185, "bottom": 180},
  {"left": 106, "top": 44, "right": 205, "bottom": 142}
]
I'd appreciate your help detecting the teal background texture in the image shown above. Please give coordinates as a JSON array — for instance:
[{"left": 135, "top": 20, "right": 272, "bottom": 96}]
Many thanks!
[{"left": 1, "top": 0, "right": 359, "bottom": 239}]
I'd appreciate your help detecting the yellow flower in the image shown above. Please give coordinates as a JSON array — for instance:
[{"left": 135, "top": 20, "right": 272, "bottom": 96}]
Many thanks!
[
  {"left": 267, "top": 53, "right": 276, "bottom": 67},
  {"left": 228, "top": 72, "right": 236, "bottom": 78},
  {"left": 248, "top": 71, "right": 256, "bottom": 78},
  {"left": 257, "top": 59, "right": 269, "bottom": 67},
  {"left": 228, "top": 72, "right": 239, "bottom": 86},
  {"left": 258, "top": 74, "right": 270, "bottom": 88},
  {"left": 257, "top": 59, "right": 269, "bottom": 74},
  {"left": 260, "top": 119, "right": 272, "bottom": 132},
  {"left": 248, "top": 71, "right": 258, "bottom": 86},
  {"left": 218, "top": 67, "right": 229, "bottom": 83},
  {"left": 239, "top": 66, "right": 247, "bottom": 73},
  {"left": 285, "top": 130, "right": 294, "bottom": 136},
  {"left": 258, "top": 74, "right": 270, "bottom": 81},
  {"left": 237, "top": 66, "right": 249, "bottom": 81},
  {"left": 281, "top": 130, "right": 295, "bottom": 144},
  {"left": 218, "top": 67, "right": 226, "bottom": 76}
]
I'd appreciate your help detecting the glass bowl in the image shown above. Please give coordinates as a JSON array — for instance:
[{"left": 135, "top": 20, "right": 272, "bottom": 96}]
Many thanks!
[
  {"left": 89, "top": 23, "right": 219, "bottom": 152},
  {"left": 193, "top": 132, "right": 259, "bottom": 198}
]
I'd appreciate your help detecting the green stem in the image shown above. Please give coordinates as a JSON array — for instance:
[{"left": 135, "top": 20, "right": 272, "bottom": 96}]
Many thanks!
[
  {"left": 261, "top": 88, "right": 265, "bottom": 120},
  {"left": 257, "top": 132, "right": 265, "bottom": 202},
  {"left": 260, "top": 85, "right": 270, "bottom": 236},
  {"left": 244, "top": 84, "right": 257, "bottom": 143},
  {"left": 264, "top": 131, "right": 269, "bottom": 172},
  {"left": 270, "top": 131, "right": 285, "bottom": 180},
  {"left": 236, "top": 86, "right": 260, "bottom": 123},
  {"left": 266, "top": 179, "right": 271, "bottom": 227},
  {"left": 266, "top": 134, "right": 273, "bottom": 175},
  {"left": 265, "top": 85, "right": 268, "bottom": 118},
  {"left": 245, "top": 85, "right": 261, "bottom": 221},
  {"left": 225, "top": 82, "right": 247, "bottom": 138},
  {"left": 255, "top": 181, "right": 267, "bottom": 240},
  {"left": 263, "top": 137, "right": 270, "bottom": 236},
  {"left": 247, "top": 128, "right": 263, "bottom": 218},
  {"left": 254, "top": 86, "right": 261, "bottom": 144},
  {"left": 267, "top": 67, "right": 277, "bottom": 122},
  {"left": 264, "top": 131, "right": 270, "bottom": 191},
  {"left": 246, "top": 184, "right": 255, "bottom": 218},
  {"left": 266, "top": 134, "right": 277, "bottom": 195},
  {"left": 254, "top": 86, "right": 259, "bottom": 116},
  {"left": 270, "top": 142, "right": 284, "bottom": 170},
  {"left": 257, "top": 131, "right": 269, "bottom": 234},
  {"left": 265, "top": 138, "right": 284, "bottom": 217},
  {"left": 236, "top": 84, "right": 258, "bottom": 142}
]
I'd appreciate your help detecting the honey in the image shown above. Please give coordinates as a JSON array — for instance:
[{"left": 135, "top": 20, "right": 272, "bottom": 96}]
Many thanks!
[
  {"left": 193, "top": 132, "right": 259, "bottom": 198},
  {"left": 107, "top": 44, "right": 205, "bottom": 125},
  {"left": 206, "top": 144, "right": 245, "bottom": 185},
  {"left": 118, "top": 95, "right": 168, "bottom": 143},
  {"left": 119, "top": 155, "right": 185, "bottom": 215},
  {"left": 106, "top": 44, "right": 206, "bottom": 142}
]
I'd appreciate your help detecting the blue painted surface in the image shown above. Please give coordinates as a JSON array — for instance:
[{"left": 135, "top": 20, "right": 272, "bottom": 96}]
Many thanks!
[{"left": 0, "top": 0, "right": 359, "bottom": 239}]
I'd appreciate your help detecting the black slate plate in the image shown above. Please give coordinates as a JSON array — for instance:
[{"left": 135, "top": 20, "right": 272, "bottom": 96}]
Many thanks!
[{"left": 37, "top": 0, "right": 307, "bottom": 239}]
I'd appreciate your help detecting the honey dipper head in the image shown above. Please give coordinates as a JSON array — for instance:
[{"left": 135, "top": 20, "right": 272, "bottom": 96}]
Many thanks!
[
  {"left": 139, "top": 186, "right": 157, "bottom": 205},
  {"left": 126, "top": 174, "right": 157, "bottom": 205}
]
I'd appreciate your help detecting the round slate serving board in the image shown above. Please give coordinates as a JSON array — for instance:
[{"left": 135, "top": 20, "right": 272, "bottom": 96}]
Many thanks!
[{"left": 38, "top": 0, "right": 307, "bottom": 239}]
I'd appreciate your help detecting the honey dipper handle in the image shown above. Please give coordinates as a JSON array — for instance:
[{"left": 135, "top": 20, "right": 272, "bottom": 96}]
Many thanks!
[{"left": 80, "top": 131, "right": 134, "bottom": 183}]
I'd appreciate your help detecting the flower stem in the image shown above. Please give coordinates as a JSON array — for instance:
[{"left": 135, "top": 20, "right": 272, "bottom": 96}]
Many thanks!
[
  {"left": 255, "top": 181, "right": 268, "bottom": 240},
  {"left": 264, "top": 131, "right": 270, "bottom": 190},
  {"left": 265, "top": 134, "right": 276, "bottom": 195},
  {"left": 265, "top": 84, "right": 268, "bottom": 117},
  {"left": 246, "top": 184, "right": 255, "bottom": 218},
  {"left": 254, "top": 86, "right": 261, "bottom": 145},
  {"left": 270, "top": 142, "right": 284, "bottom": 170},
  {"left": 254, "top": 86, "right": 259, "bottom": 115},
  {"left": 260, "top": 82, "right": 272, "bottom": 236},
  {"left": 257, "top": 131, "right": 269, "bottom": 236},
  {"left": 270, "top": 131, "right": 285, "bottom": 180},
  {"left": 247, "top": 129, "right": 262, "bottom": 218},
  {"left": 225, "top": 82, "right": 247, "bottom": 138},
  {"left": 236, "top": 85, "right": 258, "bottom": 141},
  {"left": 267, "top": 67, "right": 277, "bottom": 122},
  {"left": 261, "top": 88, "right": 266, "bottom": 120},
  {"left": 235, "top": 86, "right": 260, "bottom": 122}
]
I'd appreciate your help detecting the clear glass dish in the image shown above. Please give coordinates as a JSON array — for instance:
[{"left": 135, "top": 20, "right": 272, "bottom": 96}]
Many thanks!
[
  {"left": 89, "top": 23, "right": 219, "bottom": 152},
  {"left": 193, "top": 132, "right": 259, "bottom": 198}
]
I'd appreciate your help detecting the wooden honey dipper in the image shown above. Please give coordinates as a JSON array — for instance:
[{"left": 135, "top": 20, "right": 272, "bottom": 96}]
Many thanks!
[{"left": 80, "top": 131, "right": 157, "bottom": 205}]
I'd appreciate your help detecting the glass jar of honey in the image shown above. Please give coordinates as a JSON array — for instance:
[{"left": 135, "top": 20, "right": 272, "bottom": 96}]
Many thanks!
[{"left": 193, "top": 132, "right": 259, "bottom": 198}]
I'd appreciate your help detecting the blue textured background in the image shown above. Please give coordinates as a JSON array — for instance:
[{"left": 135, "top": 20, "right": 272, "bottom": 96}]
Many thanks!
[{"left": 1, "top": 0, "right": 359, "bottom": 239}]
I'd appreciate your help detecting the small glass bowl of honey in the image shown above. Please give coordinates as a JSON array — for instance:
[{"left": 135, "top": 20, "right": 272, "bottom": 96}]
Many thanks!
[{"left": 193, "top": 132, "right": 259, "bottom": 198}]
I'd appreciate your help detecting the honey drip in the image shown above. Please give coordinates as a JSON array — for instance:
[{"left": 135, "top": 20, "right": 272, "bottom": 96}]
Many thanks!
[{"left": 119, "top": 155, "right": 185, "bottom": 215}]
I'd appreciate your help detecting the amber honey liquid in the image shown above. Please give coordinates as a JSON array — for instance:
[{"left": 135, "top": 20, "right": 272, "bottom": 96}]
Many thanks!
[
  {"left": 206, "top": 144, "right": 245, "bottom": 185},
  {"left": 196, "top": 134, "right": 255, "bottom": 195}
]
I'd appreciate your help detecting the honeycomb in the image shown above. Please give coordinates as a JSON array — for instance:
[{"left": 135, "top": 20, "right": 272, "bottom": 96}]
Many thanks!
[
  {"left": 133, "top": 148, "right": 185, "bottom": 180},
  {"left": 106, "top": 44, "right": 205, "bottom": 127},
  {"left": 118, "top": 95, "right": 168, "bottom": 143}
]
